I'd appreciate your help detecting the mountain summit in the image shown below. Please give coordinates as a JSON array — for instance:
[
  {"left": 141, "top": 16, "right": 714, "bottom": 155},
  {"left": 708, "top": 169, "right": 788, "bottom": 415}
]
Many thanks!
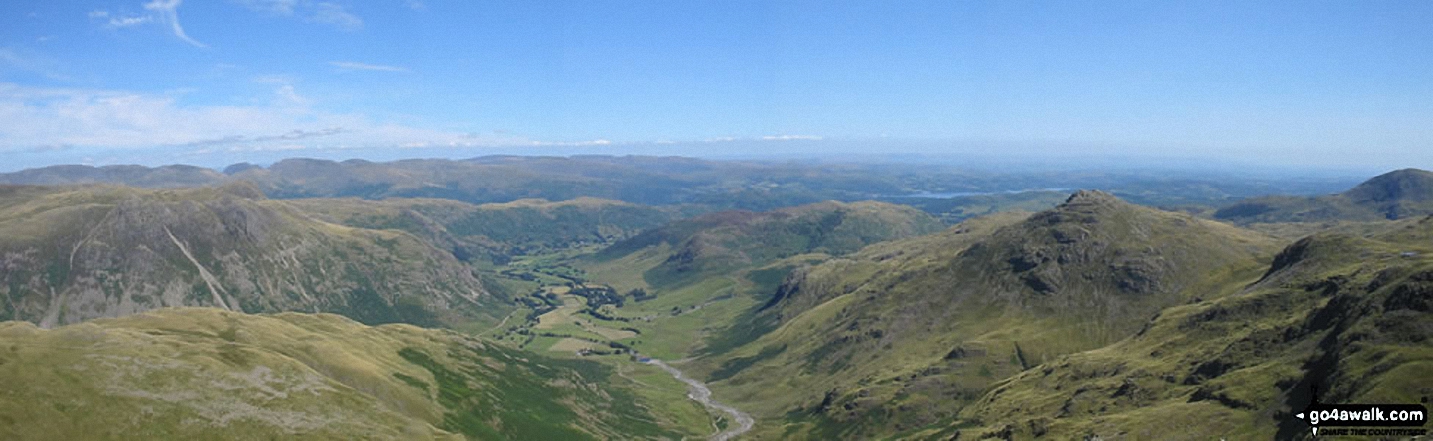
[
  {"left": 1343, "top": 168, "right": 1433, "bottom": 203},
  {"left": 1216, "top": 168, "right": 1433, "bottom": 222}
]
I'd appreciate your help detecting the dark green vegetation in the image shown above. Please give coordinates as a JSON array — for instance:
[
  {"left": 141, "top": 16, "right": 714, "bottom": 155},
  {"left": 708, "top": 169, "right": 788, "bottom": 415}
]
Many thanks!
[
  {"left": 0, "top": 308, "right": 695, "bottom": 440},
  {"left": 0, "top": 183, "right": 496, "bottom": 328},
  {"left": 0, "top": 157, "right": 1429, "bottom": 440},
  {"left": 1217, "top": 168, "right": 1433, "bottom": 223}
]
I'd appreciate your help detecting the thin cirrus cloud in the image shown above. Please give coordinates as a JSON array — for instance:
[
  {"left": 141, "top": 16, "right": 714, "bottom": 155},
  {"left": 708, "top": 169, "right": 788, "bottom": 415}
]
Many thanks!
[
  {"left": 180, "top": 127, "right": 348, "bottom": 149},
  {"left": 92, "top": 1, "right": 369, "bottom": 48},
  {"left": 329, "top": 61, "right": 409, "bottom": 73},
  {"left": 107, "top": 15, "right": 155, "bottom": 28},
  {"left": 235, "top": 0, "right": 364, "bottom": 31},
  {"left": 0, "top": 82, "right": 541, "bottom": 156},
  {"left": 144, "top": 0, "right": 207, "bottom": 47},
  {"left": 761, "top": 135, "right": 823, "bottom": 141},
  {"left": 89, "top": 0, "right": 206, "bottom": 47},
  {"left": 309, "top": 2, "right": 363, "bottom": 30}
]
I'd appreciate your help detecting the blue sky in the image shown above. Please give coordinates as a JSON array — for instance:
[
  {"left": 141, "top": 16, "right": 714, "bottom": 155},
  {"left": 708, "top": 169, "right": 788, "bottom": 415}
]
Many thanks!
[{"left": 0, "top": 0, "right": 1430, "bottom": 171}]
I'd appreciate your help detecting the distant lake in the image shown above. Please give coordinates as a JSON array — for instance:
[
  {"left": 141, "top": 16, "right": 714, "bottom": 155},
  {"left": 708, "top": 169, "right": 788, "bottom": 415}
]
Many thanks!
[{"left": 885, "top": 188, "right": 1069, "bottom": 199}]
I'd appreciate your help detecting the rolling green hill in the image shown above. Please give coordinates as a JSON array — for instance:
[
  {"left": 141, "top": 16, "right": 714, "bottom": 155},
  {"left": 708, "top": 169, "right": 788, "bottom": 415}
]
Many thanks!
[
  {"left": 0, "top": 164, "right": 225, "bottom": 188},
  {"left": 950, "top": 217, "right": 1433, "bottom": 439},
  {"left": 593, "top": 200, "right": 945, "bottom": 289},
  {"left": 0, "top": 183, "right": 498, "bottom": 329},
  {"left": 1216, "top": 168, "right": 1433, "bottom": 223},
  {"left": 290, "top": 196, "right": 686, "bottom": 264},
  {"left": 691, "top": 191, "right": 1281, "bottom": 438},
  {"left": 0, "top": 308, "right": 703, "bottom": 440}
]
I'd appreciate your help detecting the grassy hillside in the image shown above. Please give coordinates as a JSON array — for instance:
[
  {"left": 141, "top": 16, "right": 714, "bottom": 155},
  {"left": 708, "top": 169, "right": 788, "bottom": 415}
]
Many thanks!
[
  {"left": 878, "top": 190, "right": 1069, "bottom": 223},
  {"left": 691, "top": 191, "right": 1281, "bottom": 439},
  {"left": 593, "top": 200, "right": 945, "bottom": 289},
  {"left": 0, "top": 164, "right": 224, "bottom": 188},
  {"left": 291, "top": 196, "right": 685, "bottom": 264},
  {"left": 0, "top": 183, "right": 498, "bottom": 329},
  {"left": 1216, "top": 168, "right": 1433, "bottom": 223},
  {"left": 0, "top": 308, "right": 705, "bottom": 440},
  {"left": 949, "top": 217, "right": 1433, "bottom": 439}
]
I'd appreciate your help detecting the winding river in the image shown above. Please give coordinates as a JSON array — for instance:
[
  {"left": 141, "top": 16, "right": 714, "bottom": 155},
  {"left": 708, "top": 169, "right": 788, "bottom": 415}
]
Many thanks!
[{"left": 645, "top": 359, "right": 755, "bottom": 441}]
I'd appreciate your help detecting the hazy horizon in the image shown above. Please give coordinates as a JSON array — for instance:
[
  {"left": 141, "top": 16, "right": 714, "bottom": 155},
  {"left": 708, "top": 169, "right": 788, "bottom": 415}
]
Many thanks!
[
  {"left": 0, "top": 140, "right": 1401, "bottom": 181},
  {"left": 3, "top": 1, "right": 1431, "bottom": 173}
]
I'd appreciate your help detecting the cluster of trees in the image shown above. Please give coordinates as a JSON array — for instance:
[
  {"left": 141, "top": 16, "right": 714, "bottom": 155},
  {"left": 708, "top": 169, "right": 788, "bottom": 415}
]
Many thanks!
[
  {"left": 571, "top": 285, "right": 625, "bottom": 308},
  {"left": 628, "top": 288, "right": 657, "bottom": 302}
]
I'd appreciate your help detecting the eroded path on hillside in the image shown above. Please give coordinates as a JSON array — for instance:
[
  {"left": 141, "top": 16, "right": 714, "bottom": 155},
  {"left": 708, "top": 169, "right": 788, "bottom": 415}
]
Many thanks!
[{"left": 645, "top": 359, "right": 754, "bottom": 441}]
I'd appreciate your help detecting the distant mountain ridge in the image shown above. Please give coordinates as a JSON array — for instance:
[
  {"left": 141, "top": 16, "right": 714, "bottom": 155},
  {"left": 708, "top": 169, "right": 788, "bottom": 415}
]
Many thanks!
[
  {"left": 0, "top": 157, "right": 918, "bottom": 209},
  {"left": 0, "top": 164, "right": 225, "bottom": 188},
  {"left": 1, "top": 156, "right": 1362, "bottom": 212},
  {"left": 1216, "top": 168, "right": 1433, "bottom": 222},
  {"left": 0, "top": 183, "right": 495, "bottom": 328}
]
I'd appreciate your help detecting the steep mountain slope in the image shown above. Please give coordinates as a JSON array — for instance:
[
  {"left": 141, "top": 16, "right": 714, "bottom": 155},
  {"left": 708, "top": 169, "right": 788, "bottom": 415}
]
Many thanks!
[
  {"left": 0, "top": 183, "right": 496, "bottom": 328},
  {"left": 290, "top": 197, "right": 685, "bottom": 264},
  {"left": 695, "top": 191, "right": 1280, "bottom": 438},
  {"left": 1216, "top": 168, "right": 1433, "bottom": 223},
  {"left": 0, "top": 308, "right": 702, "bottom": 440},
  {"left": 953, "top": 218, "right": 1433, "bottom": 439}
]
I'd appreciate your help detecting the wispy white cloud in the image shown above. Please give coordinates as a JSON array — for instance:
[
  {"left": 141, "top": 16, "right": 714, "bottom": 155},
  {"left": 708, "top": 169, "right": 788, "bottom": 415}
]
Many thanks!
[
  {"left": 236, "top": 0, "right": 362, "bottom": 30},
  {"left": 182, "top": 127, "right": 346, "bottom": 148},
  {"left": 107, "top": 15, "right": 154, "bottom": 28},
  {"left": 310, "top": 2, "right": 362, "bottom": 30},
  {"left": 233, "top": 0, "right": 297, "bottom": 15},
  {"left": 404, "top": 0, "right": 425, "bottom": 10},
  {"left": 90, "top": 1, "right": 205, "bottom": 47},
  {"left": 143, "top": 0, "right": 207, "bottom": 48},
  {"left": 0, "top": 82, "right": 546, "bottom": 155},
  {"left": 694, "top": 135, "right": 825, "bottom": 144},
  {"left": 761, "top": 134, "right": 823, "bottom": 141},
  {"left": 329, "top": 61, "right": 408, "bottom": 72},
  {"left": 530, "top": 139, "right": 613, "bottom": 147},
  {"left": 0, "top": 47, "right": 72, "bottom": 81}
]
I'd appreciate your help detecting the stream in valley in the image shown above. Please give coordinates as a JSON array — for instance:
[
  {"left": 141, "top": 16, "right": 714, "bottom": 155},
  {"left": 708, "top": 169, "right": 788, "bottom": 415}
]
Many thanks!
[{"left": 645, "top": 359, "right": 755, "bottom": 441}]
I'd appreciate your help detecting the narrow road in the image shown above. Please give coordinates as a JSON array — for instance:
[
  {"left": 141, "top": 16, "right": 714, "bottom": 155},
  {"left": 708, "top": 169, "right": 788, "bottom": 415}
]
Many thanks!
[
  {"left": 480, "top": 311, "right": 515, "bottom": 337},
  {"left": 645, "top": 359, "right": 754, "bottom": 441}
]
